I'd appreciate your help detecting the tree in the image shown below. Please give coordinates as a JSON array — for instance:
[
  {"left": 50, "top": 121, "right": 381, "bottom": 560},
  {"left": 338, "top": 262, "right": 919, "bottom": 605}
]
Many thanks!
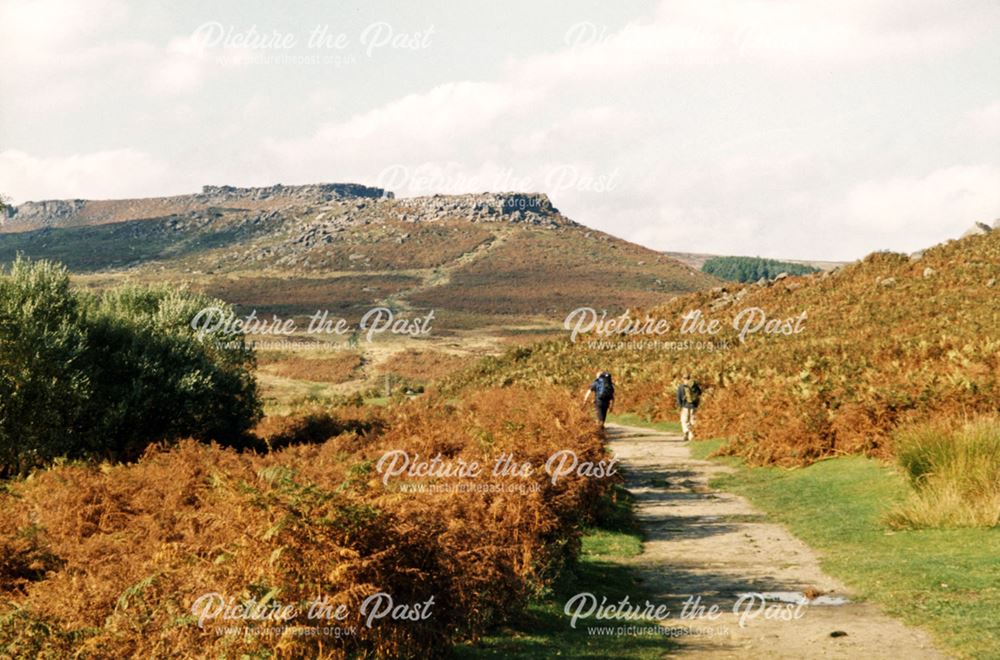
[
  {"left": 0, "top": 257, "right": 90, "bottom": 474},
  {"left": 0, "top": 257, "right": 262, "bottom": 476},
  {"left": 78, "top": 284, "right": 262, "bottom": 456},
  {"left": 702, "top": 256, "right": 819, "bottom": 283}
]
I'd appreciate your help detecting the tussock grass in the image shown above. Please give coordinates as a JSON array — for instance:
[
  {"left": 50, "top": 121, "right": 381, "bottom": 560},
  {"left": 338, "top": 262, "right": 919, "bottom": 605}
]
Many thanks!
[{"left": 886, "top": 417, "right": 1000, "bottom": 529}]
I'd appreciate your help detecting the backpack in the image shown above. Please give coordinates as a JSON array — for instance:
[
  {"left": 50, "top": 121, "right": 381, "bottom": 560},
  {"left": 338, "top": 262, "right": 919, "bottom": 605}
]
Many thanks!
[
  {"left": 595, "top": 376, "right": 614, "bottom": 401},
  {"left": 683, "top": 383, "right": 701, "bottom": 406}
]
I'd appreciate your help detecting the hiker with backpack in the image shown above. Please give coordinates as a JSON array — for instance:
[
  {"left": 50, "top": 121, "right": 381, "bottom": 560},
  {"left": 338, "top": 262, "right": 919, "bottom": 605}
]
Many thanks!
[
  {"left": 676, "top": 373, "right": 701, "bottom": 441},
  {"left": 583, "top": 371, "right": 615, "bottom": 428}
]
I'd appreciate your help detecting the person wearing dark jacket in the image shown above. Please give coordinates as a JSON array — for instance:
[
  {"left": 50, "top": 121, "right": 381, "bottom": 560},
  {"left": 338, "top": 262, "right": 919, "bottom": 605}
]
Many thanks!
[
  {"left": 676, "top": 373, "right": 701, "bottom": 441},
  {"left": 583, "top": 371, "right": 615, "bottom": 428}
]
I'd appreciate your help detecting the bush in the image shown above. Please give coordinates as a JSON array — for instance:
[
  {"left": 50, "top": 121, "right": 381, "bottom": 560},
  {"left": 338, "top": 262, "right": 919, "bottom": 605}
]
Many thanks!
[
  {"left": 0, "top": 257, "right": 261, "bottom": 476},
  {"left": 886, "top": 417, "right": 1000, "bottom": 529},
  {"left": 0, "top": 258, "right": 91, "bottom": 475},
  {"left": 79, "top": 284, "right": 261, "bottom": 455},
  {"left": 0, "top": 386, "right": 610, "bottom": 657}
]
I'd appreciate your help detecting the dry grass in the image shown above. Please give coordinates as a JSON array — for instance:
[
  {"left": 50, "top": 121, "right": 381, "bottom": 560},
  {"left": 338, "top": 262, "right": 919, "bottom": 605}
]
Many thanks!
[
  {"left": 409, "top": 227, "right": 717, "bottom": 316},
  {"left": 375, "top": 349, "right": 468, "bottom": 382},
  {"left": 0, "top": 386, "right": 609, "bottom": 658},
  {"left": 886, "top": 417, "right": 1000, "bottom": 529},
  {"left": 258, "top": 351, "right": 364, "bottom": 384},
  {"left": 193, "top": 273, "right": 421, "bottom": 318},
  {"left": 449, "top": 232, "right": 1000, "bottom": 467}
]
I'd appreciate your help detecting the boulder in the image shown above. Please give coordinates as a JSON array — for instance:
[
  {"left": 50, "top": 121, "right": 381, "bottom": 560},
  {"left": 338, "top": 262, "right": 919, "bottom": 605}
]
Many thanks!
[{"left": 962, "top": 222, "right": 992, "bottom": 238}]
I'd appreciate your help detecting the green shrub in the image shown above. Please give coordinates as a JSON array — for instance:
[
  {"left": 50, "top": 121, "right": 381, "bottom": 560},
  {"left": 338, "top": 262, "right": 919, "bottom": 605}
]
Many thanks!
[
  {"left": 78, "top": 284, "right": 261, "bottom": 456},
  {"left": 0, "top": 257, "right": 262, "bottom": 476},
  {"left": 0, "top": 258, "right": 90, "bottom": 475},
  {"left": 887, "top": 417, "right": 1000, "bottom": 529}
]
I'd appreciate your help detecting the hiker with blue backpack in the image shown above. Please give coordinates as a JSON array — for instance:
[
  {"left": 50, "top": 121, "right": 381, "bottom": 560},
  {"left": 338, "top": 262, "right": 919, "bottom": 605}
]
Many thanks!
[
  {"left": 583, "top": 371, "right": 615, "bottom": 428},
  {"left": 676, "top": 373, "right": 701, "bottom": 441}
]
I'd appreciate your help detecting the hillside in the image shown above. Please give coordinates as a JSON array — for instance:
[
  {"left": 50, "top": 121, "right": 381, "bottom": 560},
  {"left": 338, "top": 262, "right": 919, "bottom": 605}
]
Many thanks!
[
  {"left": 0, "top": 183, "right": 390, "bottom": 233},
  {"left": 0, "top": 184, "right": 721, "bottom": 406},
  {"left": 451, "top": 230, "right": 1000, "bottom": 465},
  {"left": 0, "top": 184, "right": 718, "bottom": 324}
]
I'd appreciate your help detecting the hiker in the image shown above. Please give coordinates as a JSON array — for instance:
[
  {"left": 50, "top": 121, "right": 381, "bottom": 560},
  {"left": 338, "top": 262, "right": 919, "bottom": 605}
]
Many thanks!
[
  {"left": 583, "top": 371, "right": 615, "bottom": 428},
  {"left": 676, "top": 373, "right": 701, "bottom": 441}
]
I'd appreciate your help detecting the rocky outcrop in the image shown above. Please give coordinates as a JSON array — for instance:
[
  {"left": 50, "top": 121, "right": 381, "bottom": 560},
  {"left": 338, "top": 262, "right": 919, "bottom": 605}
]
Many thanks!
[
  {"left": 2, "top": 199, "right": 86, "bottom": 229},
  {"left": 0, "top": 185, "right": 569, "bottom": 233},
  {"left": 1, "top": 183, "right": 390, "bottom": 232},
  {"left": 199, "top": 183, "right": 390, "bottom": 202},
  {"left": 392, "top": 193, "right": 567, "bottom": 226},
  {"left": 961, "top": 221, "right": 993, "bottom": 238}
]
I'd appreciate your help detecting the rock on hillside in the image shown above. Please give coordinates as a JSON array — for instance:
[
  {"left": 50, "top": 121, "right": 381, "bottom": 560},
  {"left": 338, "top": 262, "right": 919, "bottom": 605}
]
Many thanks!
[
  {"left": 199, "top": 183, "right": 389, "bottom": 202},
  {"left": 0, "top": 183, "right": 390, "bottom": 232},
  {"left": 0, "top": 183, "right": 569, "bottom": 234},
  {"left": 392, "top": 193, "right": 565, "bottom": 226},
  {"left": 962, "top": 221, "right": 994, "bottom": 238}
]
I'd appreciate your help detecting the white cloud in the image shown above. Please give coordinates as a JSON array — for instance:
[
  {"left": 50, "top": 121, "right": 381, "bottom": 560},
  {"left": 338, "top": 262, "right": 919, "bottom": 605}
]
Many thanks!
[
  {"left": 841, "top": 165, "right": 1000, "bottom": 251},
  {"left": 512, "top": 0, "right": 983, "bottom": 88},
  {"left": 0, "top": 149, "right": 170, "bottom": 203},
  {"left": 262, "top": 81, "right": 539, "bottom": 181},
  {"left": 318, "top": 81, "right": 533, "bottom": 146},
  {"left": 147, "top": 34, "right": 215, "bottom": 95},
  {"left": 0, "top": 0, "right": 126, "bottom": 55},
  {"left": 969, "top": 100, "right": 1000, "bottom": 138}
]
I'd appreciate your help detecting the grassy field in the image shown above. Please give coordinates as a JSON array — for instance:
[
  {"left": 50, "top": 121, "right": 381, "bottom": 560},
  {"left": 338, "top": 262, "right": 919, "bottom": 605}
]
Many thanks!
[{"left": 688, "top": 439, "right": 1000, "bottom": 659}]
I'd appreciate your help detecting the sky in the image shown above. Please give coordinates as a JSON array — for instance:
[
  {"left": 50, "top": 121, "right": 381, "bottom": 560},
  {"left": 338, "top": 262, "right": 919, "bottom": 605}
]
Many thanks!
[{"left": 2, "top": 0, "right": 999, "bottom": 260}]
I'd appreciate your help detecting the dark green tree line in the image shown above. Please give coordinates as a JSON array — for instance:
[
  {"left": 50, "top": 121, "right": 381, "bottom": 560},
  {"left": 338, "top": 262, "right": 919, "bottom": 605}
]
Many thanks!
[{"left": 702, "top": 256, "right": 819, "bottom": 283}]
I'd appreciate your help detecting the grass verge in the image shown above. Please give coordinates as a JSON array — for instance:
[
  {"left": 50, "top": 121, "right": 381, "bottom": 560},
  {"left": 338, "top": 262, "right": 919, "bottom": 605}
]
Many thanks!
[
  {"left": 454, "top": 484, "right": 675, "bottom": 659},
  {"left": 691, "top": 443, "right": 1000, "bottom": 658}
]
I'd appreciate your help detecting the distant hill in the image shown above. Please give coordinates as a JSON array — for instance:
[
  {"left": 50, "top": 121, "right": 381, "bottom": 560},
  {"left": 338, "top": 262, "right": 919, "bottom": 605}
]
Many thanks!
[{"left": 0, "top": 184, "right": 720, "bottom": 328}]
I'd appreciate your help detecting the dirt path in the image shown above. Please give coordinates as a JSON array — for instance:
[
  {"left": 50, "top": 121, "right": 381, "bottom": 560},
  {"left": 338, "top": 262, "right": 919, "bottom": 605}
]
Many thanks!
[{"left": 604, "top": 423, "right": 946, "bottom": 659}]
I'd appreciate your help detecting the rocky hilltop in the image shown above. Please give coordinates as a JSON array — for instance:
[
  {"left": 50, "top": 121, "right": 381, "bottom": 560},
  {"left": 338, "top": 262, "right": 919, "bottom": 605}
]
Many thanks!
[
  {"left": 1, "top": 183, "right": 388, "bottom": 232},
  {"left": 392, "top": 193, "right": 563, "bottom": 225},
  {"left": 0, "top": 183, "right": 565, "bottom": 233},
  {"left": 199, "top": 183, "right": 389, "bottom": 202},
  {"left": 961, "top": 219, "right": 1000, "bottom": 238},
  {"left": 0, "top": 182, "right": 718, "bottom": 320}
]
